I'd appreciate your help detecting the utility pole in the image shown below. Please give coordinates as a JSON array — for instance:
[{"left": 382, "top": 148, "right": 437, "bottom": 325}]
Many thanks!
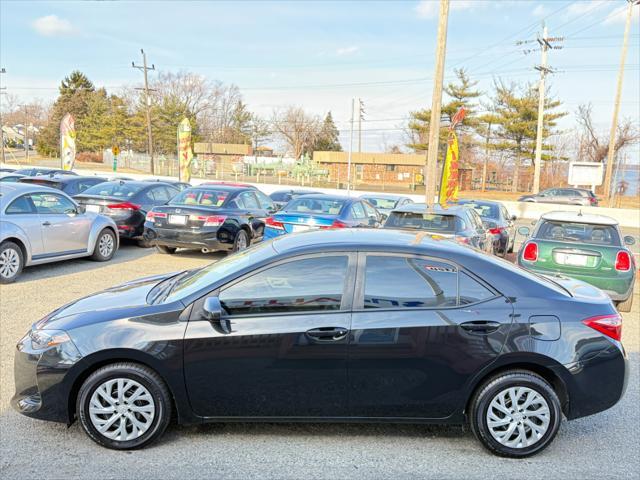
[
  {"left": 425, "top": 0, "right": 450, "bottom": 205},
  {"left": 132, "top": 49, "right": 156, "bottom": 174},
  {"left": 358, "top": 98, "right": 365, "bottom": 153},
  {"left": 481, "top": 120, "right": 492, "bottom": 192},
  {"left": 0, "top": 68, "right": 6, "bottom": 165},
  {"left": 346, "top": 98, "right": 355, "bottom": 195},
  {"left": 528, "top": 24, "right": 563, "bottom": 194},
  {"left": 604, "top": 0, "right": 637, "bottom": 206}
]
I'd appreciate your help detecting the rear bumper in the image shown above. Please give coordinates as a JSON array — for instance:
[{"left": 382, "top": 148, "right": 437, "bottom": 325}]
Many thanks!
[
  {"left": 144, "top": 225, "right": 234, "bottom": 252},
  {"left": 264, "top": 227, "right": 287, "bottom": 240}
]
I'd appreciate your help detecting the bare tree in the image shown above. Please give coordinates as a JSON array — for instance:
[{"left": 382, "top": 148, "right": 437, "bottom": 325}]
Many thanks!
[
  {"left": 576, "top": 104, "right": 639, "bottom": 163},
  {"left": 271, "top": 106, "right": 321, "bottom": 159}
]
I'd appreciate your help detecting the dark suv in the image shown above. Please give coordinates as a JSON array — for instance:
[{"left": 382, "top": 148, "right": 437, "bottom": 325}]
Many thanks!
[{"left": 519, "top": 188, "right": 598, "bottom": 206}]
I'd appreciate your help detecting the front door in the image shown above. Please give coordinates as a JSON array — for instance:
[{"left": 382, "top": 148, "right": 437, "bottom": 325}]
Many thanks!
[
  {"left": 183, "top": 253, "right": 355, "bottom": 418},
  {"left": 348, "top": 253, "right": 513, "bottom": 419},
  {"left": 30, "top": 192, "right": 92, "bottom": 255}
]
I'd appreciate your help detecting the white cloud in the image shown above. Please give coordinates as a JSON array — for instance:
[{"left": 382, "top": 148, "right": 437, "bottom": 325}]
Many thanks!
[
  {"left": 336, "top": 45, "right": 359, "bottom": 56},
  {"left": 604, "top": 4, "right": 640, "bottom": 25},
  {"left": 31, "top": 15, "right": 75, "bottom": 36},
  {"left": 532, "top": 4, "right": 546, "bottom": 18},
  {"left": 415, "top": 0, "right": 490, "bottom": 20},
  {"left": 565, "top": 0, "right": 609, "bottom": 18}
]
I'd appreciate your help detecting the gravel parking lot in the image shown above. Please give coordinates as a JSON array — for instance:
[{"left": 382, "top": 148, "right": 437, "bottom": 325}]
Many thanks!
[{"left": 1, "top": 242, "right": 638, "bottom": 479}]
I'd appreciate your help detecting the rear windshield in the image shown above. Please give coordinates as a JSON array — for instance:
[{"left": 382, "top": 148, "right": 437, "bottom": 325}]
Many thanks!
[
  {"left": 385, "top": 212, "right": 461, "bottom": 233},
  {"left": 284, "top": 198, "right": 345, "bottom": 215},
  {"left": 270, "top": 192, "right": 289, "bottom": 202},
  {"left": 20, "top": 179, "right": 62, "bottom": 189},
  {"left": 537, "top": 220, "right": 620, "bottom": 246},
  {"left": 363, "top": 197, "right": 399, "bottom": 209},
  {"left": 81, "top": 182, "right": 142, "bottom": 198},
  {"left": 459, "top": 202, "right": 498, "bottom": 219},
  {"left": 170, "top": 189, "right": 229, "bottom": 207}
]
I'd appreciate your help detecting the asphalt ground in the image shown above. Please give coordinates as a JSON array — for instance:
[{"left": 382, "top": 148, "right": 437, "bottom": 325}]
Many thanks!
[{"left": 0, "top": 240, "right": 638, "bottom": 479}]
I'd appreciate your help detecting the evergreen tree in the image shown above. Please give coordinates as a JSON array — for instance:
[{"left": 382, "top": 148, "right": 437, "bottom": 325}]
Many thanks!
[{"left": 312, "top": 112, "right": 342, "bottom": 152}]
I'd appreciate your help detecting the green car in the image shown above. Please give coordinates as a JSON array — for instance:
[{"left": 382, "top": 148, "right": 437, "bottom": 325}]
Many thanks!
[{"left": 517, "top": 211, "right": 636, "bottom": 312}]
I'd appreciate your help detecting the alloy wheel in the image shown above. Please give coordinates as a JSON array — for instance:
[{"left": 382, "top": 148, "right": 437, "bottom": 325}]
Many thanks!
[
  {"left": 98, "top": 233, "right": 114, "bottom": 257},
  {"left": 235, "top": 233, "right": 248, "bottom": 251},
  {"left": 0, "top": 248, "right": 20, "bottom": 279},
  {"left": 486, "top": 386, "right": 550, "bottom": 449},
  {"left": 89, "top": 378, "right": 155, "bottom": 441}
]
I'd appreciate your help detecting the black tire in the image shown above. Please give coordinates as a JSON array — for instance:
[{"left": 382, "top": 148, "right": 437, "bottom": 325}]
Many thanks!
[
  {"left": 0, "top": 241, "right": 24, "bottom": 284},
  {"left": 232, "top": 229, "right": 250, "bottom": 253},
  {"left": 156, "top": 245, "right": 177, "bottom": 255},
  {"left": 616, "top": 295, "right": 634, "bottom": 313},
  {"left": 91, "top": 229, "right": 117, "bottom": 262},
  {"left": 469, "top": 370, "right": 562, "bottom": 458},
  {"left": 137, "top": 238, "right": 153, "bottom": 248},
  {"left": 77, "top": 362, "right": 172, "bottom": 450}
]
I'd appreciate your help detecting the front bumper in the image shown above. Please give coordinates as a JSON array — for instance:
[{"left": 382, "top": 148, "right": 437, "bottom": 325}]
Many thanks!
[
  {"left": 11, "top": 332, "right": 82, "bottom": 424},
  {"left": 144, "top": 225, "right": 234, "bottom": 252}
]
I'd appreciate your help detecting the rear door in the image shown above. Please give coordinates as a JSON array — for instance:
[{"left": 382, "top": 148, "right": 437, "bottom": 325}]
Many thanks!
[
  {"left": 183, "top": 253, "right": 355, "bottom": 417},
  {"left": 348, "top": 253, "right": 512, "bottom": 418}
]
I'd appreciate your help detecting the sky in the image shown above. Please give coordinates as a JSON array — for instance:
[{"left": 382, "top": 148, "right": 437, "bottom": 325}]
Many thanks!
[{"left": 0, "top": 0, "right": 638, "bottom": 152}]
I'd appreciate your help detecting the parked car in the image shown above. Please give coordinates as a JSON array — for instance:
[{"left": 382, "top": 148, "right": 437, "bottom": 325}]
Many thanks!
[
  {"left": 0, "top": 183, "right": 118, "bottom": 283},
  {"left": 518, "top": 188, "right": 598, "bottom": 206},
  {"left": 0, "top": 172, "right": 25, "bottom": 183},
  {"left": 0, "top": 167, "right": 17, "bottom": 173},
  {"left": 18, "top": 175, "right": 107, "bottom": 196},
  {"left": 269, "top": 189, "right": 322, "bottom": 210},
  {"left": 144, "top": 185, "right": 276, "bottom": 254},
  {"left": 73, "top": 181, "right": 180, "bottom": 246},
  {"left": 14, "top": 167, "right": 78, "bottom": 177},
  {"left": 148, "top": 178, "right": 191, "bottom": 191},
  {"left": 457, "top": 199, "right": 517, "bottom": 257},
  {"left": 263, "top": 194, "right": 381, "bottom": 239},
  {"left": 359, "top": 193, "right": 413, "bottom": 219},
  {"left": 384, "top": 203, "right": 493, "bottom": 254},
  {"left": 11, "top": 228, "right": 627, "bottom": 457},
  {"left": 517, "top": 211, "right": 636, "bottom": 312}
]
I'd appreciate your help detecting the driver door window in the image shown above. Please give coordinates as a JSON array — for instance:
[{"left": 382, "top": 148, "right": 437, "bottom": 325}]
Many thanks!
[
  {"left": 30, "top": 192, "right": 77, "bottom": 215},
  {"left": 30, "top": 192, "right": 91, "bottom": 253}
]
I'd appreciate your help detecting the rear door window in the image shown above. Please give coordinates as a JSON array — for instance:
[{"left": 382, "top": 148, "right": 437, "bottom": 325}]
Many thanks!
[{"left": 5, "top": 195, "right": 36, "bottom": 214}]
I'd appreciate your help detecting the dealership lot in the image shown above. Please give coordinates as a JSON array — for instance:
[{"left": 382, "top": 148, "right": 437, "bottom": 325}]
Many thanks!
[{"left": 0, "top": 241, "right": 638, "bottom": 479}]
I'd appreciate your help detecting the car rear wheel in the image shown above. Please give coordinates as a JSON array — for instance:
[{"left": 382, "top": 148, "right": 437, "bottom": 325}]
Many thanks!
[
  {"left": 616, "top": 295, "right": 634, "bottom": 313},
  {"left": 469, "top": 370, "right": 562, "bottom": 458},
  {"left": 0, "top": 241, "right": 24, "bottom": 284},
  {"left": 77, "top": 362, "right": 172, "bottom": 450},
  {"left": 91, "top": 229, "right": 117, "bottom": 261},
  {"left": 232, "top": 230, "right": 249, "bottom": 253},
  {"left": 156, "top": 245, "right": 177, "bottom": 255}
]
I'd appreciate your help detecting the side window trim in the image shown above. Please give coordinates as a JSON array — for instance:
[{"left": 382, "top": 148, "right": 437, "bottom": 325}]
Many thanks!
[
  {"left": 353, "top": 252, "right": 500, "bottom": 312},
  {"left": 197, "top": 252, "right": 358, "bottom": 319},
  {"left": 5, "top": 194, "right": 37, "bottom": 215}
]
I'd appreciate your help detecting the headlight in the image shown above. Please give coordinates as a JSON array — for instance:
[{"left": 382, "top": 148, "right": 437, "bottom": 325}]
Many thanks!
[{"left": 29, "top": 329, "right": 71, "bottom": 350}]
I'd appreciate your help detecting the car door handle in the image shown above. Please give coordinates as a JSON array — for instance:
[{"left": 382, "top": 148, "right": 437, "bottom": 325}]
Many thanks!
[
  {"left": 42, "top": 221, "right": 51, "bottom": 226},
  {"left": 460, "top": 321, "right": 501, "bottom": 334},
  {"left": 306, "top": 327, "right": 348, "bottom": 341}
]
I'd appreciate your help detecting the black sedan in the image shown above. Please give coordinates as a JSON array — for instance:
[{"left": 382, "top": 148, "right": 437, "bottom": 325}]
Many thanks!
[
  {"left": 143, "top": 185, "right": 276, "bottom": 254},
  {"left": 269, "top": 189, "right": 321, "bottom": 210},
  {"left": 18, "top": 174, "right": 107, "bottom": 196},
  {"left": 74, "top": 181, "right": 180, "bottom": 245},
  {"left": 457, "top": 199, "right": 517, "bottom": 256},
  {"left": 12, "top": 229, "right": 627, "bottom": 457}
]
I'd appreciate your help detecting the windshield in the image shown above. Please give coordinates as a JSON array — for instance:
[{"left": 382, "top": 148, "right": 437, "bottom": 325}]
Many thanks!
[
  {"left": 170, "top": 188, "right": 230, "bottom": 207},
  {"left": 81, "top": 182, "right": 141, "bottom": 198},
  {"left": 385, "top": 212, "right": 461, "bottom": 233},
  {"left": 284, "top": 198, "right": 345, "bottom": 215},
  {"left": 459, "top": 202, "right": 498, "bottom": 219},
  {"left": 537, "top": 221, "right": 620, "bottom": 246},
  {"left": 363, "top": 197, "right": 399, "bottom": 209},
  {"left": 160, "top": 241, "right": 277, "bottom": 303}
]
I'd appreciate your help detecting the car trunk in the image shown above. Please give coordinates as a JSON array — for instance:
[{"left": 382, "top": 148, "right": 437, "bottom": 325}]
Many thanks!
[
  {"left": 74, "top": 194, "right": 139, "bottom": 218},
  {"left": 274, "top": 213, "right": 338, "bottom": 233},
  {"left": 537, "top": 240, "right": 617, "bottom": 274},
  {"left": 148, "top": 205, "right": 227, "bottom": 230}
]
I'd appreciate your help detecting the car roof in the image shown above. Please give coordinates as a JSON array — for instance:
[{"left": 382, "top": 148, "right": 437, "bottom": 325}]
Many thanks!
[
  {"left": 271, "top": 189, "right": 320, "bottom": 194},
  {"left": 271, "top": 228, "right": 472, "bottom": 256},
  {"left": 19, "top": 174, "right": 105, "bottom": 183},
  {"left": 0, "top": 182, "right": 68, "bottom": 204},
  {"left": 287, "top": 193, "right": 351, "bottom": 202},
  {"left": 391, "top": 203, "right": 468, "bottom": 216},
  {"left": 0, "top": 172, "right": 24, "bottom": 178},
  {"left": 540, "top": 210, "right": 618, "bottom": 226},
  {"left": 361, "top": 193, "right": 409, "bottom": 200},
  {"left": 457, "top": 199, "right": 501, "bottom": 206},
  {"left": 184, "top": 184, "right": 253, "bottom": 193}
]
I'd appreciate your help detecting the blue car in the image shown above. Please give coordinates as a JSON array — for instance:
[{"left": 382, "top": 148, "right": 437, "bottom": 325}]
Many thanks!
[{"left": 264, "top": 194, "right": 381, "bottom": 239}]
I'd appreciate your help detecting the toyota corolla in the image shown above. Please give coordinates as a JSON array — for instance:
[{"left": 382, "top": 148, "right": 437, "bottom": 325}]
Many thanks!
[{"left": 12, "top": 229, "right": 627, "bottom": 457}]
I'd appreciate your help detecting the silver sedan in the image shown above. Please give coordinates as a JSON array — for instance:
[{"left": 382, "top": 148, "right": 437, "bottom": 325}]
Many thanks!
[{"left": 0, "top": 183, "right": 119, "bottom": 283}]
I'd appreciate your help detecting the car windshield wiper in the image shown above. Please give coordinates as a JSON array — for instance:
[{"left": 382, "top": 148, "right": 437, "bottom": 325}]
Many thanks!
[
  {"left": 147, "top": 271, "right": 187, "bottom": 305},
  {"left": 151, "top": 268, "right": 205, "bottom": 304}
]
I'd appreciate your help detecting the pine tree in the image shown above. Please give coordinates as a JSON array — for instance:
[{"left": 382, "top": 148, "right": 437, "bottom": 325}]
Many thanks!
[{"left": 312, "top": 112, "right": 342, "bottom": 152}]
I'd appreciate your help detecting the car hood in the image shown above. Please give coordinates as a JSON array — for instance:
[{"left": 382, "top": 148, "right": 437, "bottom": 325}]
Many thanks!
[{"left": 35, "top": 272, "right": 180, "bottom": 330}]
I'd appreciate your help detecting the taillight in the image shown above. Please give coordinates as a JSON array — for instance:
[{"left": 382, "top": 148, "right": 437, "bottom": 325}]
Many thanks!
[
  {"left": 615, "top": 251, "right": 631, "bottom": 271},
  {"left": 590, "top": 197, "right": 598, "bottom": 205},
  {"left": 489, "top": 227, "right": 504, "bottom": 235},
  {"left": 582, "top": 313, "right": 622, "bottom": 341},
  {"left": 146, "top": 211, "right": 167, "bottom": 222},
  {"left": 107, "top": 202, "right": 140, "bottom": 211},
  {"left": 191, "top": 215, "right": 226, "bottom": 227},
  {"left": 331, "top": 220, "right": 348, "bottom": 228},
  {"left": 523, "top": 242, "right": 538, "bottom": 261},
  {"left": 455, "top": 236, "right": 470, "bottom": 245},
  {"left": 265, "top": 216, "right": 285, "bottom": 230}
]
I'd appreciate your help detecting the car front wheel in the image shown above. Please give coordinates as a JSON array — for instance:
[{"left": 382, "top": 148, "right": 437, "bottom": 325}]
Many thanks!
[
  {"left": 469, "top": 370, "right": 562, "bottom": 458},
  {"left": 77, "top": 362, "right": 172, "bottom": 450},
  {"left": 0, "top": 241, "right": 24, "bottom": 284}
]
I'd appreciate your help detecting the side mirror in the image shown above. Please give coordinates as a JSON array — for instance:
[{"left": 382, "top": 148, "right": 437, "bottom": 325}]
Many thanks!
[
  {"left": 517, "top": 226, "right": 531, "bottom": 236},
  {"left": 203, "top": 297, "right": 222, "bottom": 322},
  {"left": 76, "top": 205, "right": 86, "bottom": 214},
  {"left": 624, "top": 235, "right": 636, "bottom": 246}
]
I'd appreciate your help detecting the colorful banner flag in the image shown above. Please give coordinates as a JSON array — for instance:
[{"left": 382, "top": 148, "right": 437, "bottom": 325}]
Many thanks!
[
  {"left": 60, "top": 113, "right": 76, "bottom": 171},
  {"left": 439, "top": 131, "right": 459, "bottom": 208},
  {"left": 177, "top": 118, "right": 193, "bottom": 182}
]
